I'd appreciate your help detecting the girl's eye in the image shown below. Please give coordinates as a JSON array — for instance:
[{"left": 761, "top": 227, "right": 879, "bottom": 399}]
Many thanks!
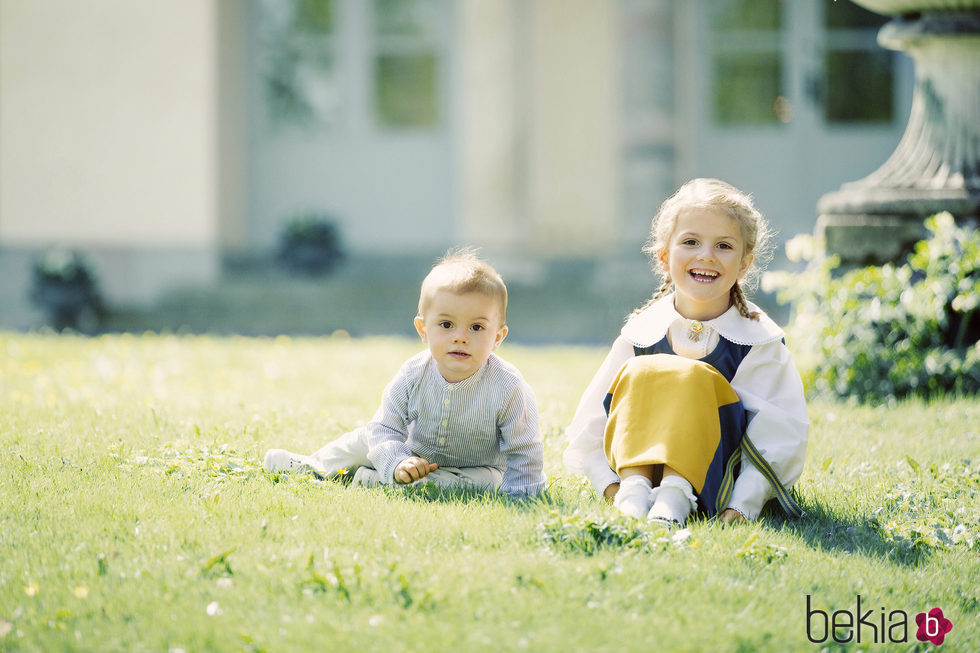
[
  {"left": 682, "top": 239, "right": 698, "bottom": 247},
  {"left": 718, "top": 242, "right": 734, "bottom": 250}
]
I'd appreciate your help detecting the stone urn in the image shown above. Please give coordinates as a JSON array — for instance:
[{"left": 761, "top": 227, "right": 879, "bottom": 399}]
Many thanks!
[{"left": 816, "top": 0, "right": 980, "bottom": 264}]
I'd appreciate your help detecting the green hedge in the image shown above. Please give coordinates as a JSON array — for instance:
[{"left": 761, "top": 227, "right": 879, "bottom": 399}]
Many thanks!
[{"left": 765, "top": 213, "right": 980, "bottom": 402}]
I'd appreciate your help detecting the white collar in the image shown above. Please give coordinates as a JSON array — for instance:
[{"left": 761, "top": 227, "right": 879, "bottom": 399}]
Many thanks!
[{"left": 621, "top": 293, "right": 784, "bottom": 348}]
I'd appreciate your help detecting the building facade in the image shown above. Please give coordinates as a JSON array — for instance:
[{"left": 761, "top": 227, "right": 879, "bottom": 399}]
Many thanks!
[{"left": 0, "top": 0, "right": 911, "bottom": 325}]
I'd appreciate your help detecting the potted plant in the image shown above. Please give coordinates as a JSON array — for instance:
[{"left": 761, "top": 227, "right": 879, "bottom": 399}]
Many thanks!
[
  {"left": 277, "top": 213, "right": 345, "bottom": 276},
  {"left": 29, "top": 249, "right": 103, "bottom": 331}
]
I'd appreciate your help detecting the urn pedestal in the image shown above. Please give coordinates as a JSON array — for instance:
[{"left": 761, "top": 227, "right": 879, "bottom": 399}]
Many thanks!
[{"left": 816, "top": 1, "right": 980, "bottom": 264}]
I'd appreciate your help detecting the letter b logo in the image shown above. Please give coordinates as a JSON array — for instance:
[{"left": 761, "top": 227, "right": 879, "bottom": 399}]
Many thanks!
[{"left": 915, "top": 608, "right": 952, "bottom": 646}]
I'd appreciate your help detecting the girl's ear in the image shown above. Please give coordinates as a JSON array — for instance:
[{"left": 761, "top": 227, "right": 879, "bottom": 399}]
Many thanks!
[
  {"left": 739, "top": 252, "right": 755, "bottom": 278},
  {"left": 657, "top": 248, "right": 669, "bottom": 270}
]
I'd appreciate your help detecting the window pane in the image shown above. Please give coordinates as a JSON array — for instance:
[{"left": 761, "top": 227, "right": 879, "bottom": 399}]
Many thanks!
[
  {"left": 824, "top": 0, "right": 887, "bottom": 29},
  {"left": 825, "top": 50, "right": 894, "bottom": 123},
  {"left": 373, "top": 0, "right": 439, "bottom": 39},
  {"left": 709, "top": 0, "right": 782, "bottom": 32},
  {"left": 293, "top": 0, "right": 335, "bottom": 34},
  {"left": 261, "top": 0, "right": 340, "bottom": 128},
  {"left": 713, "top": 53, "right": 782, "bottom": 124},
  {"left": 374, "top": 54, "right": 438, "bottom": 128}
]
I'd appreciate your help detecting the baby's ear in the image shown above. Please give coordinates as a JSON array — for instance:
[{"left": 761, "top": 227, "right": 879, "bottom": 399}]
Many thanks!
[
  {"left": 494, "top": 324, "right": 509, "bottom": 349},
  {"left": 413, "top": 316, "right": 427, "bottom": 342}
]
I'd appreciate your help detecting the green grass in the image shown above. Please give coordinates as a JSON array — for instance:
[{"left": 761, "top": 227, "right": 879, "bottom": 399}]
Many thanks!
[{"left": 1, "top": 332, "right": 977, "bottom": 652}]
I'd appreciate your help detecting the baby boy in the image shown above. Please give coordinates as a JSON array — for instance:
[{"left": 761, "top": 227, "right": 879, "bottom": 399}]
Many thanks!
[{"left": 263, "top": 249, "right": 546, "bottom": 497}]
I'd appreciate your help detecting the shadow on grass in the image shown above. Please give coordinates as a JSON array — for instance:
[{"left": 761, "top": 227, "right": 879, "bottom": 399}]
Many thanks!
[
  {"left": 387, "top": 484, "right": 578, "bottom": 510},
  {"left": 761, "top": 497, "right": 933, "bottom": 568},
  {"left": 266, "top": 469, "right": 579, "bottom": 510}
]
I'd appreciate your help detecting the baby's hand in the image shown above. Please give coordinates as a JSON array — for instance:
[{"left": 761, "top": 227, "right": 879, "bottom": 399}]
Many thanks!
[{"left": 394, "top": 456, "right": 439, "bottom": 484}]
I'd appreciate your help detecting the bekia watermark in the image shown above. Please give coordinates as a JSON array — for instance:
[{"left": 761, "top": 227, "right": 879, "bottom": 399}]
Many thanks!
[{"left": 806, "top": 595, "right": 954, "bottom": 646}]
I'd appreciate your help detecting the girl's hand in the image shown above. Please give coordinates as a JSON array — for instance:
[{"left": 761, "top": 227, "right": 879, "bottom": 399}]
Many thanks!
[
  {"left": 394, "top": 456, "right": 438, "bottom": 484},
  {"left": 603, "top": 482, "right": 620, "bottom": 503},
  {"left": 719, "top": 508, "right": 746, "bottom": 524}
]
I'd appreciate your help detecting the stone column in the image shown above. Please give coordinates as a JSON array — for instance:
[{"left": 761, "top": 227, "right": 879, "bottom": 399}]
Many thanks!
[{"left": 816, "top": 1, "right": 980, "bottom": 264}]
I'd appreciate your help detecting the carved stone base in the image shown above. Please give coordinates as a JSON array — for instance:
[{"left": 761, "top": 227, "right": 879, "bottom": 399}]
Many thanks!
[
  {"left": 816, "top": 7, "right": 980, "bottom": 264},
  {"left": 815, "top": 213, "right": 928, "bottom": 266}
]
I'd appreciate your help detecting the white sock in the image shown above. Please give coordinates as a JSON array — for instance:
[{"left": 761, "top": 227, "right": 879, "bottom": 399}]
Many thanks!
[
  {"left": 613, "top": 475, "right": 654, "bottom": 519},
  {"left": 648, "top": 475, "right": 697, "bottom": 524}
]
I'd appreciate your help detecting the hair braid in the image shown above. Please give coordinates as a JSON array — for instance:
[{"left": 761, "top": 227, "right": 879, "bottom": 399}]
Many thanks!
[
  {"left": 628, "top": 275, "right": 673, "bottom": 318},
  {"left": 652, "top": 274, "right": 673, "bottom": 301},
  {"left": 730, "top": 282, "right": 760, "bottom": 321}
]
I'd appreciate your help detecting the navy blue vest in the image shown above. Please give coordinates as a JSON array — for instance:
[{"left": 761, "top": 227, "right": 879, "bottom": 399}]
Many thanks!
[{"left": 633, "top": 336, "right": 753, "bottom": 382}]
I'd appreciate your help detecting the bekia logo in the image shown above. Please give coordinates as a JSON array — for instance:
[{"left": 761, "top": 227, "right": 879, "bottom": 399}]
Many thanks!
[
  {"left": 915, "top": 607, "right": 953, "bottom": 646},
  {"left": 806, "top": 595, "right": 954, "bottom": 646}
]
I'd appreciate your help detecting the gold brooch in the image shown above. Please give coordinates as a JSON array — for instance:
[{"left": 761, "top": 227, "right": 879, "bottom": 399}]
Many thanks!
[{"left": 688, "top": 321, "right": 704, "bottom": 342}]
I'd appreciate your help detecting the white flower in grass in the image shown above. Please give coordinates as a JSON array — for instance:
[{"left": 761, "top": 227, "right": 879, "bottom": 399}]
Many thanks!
[
  {"left": 672, "top": 528, "right": 692, "bottom": 545},
  {"left": 206, "top": 601, "right": 221, "bottom": 616}
]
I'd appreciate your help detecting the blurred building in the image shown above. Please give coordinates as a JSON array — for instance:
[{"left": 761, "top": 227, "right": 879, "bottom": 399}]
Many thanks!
[{"left": 0, "top": 0, "right": 912, "bottom": 324}]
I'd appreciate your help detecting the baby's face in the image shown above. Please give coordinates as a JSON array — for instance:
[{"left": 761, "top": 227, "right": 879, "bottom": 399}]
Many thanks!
[{"left": 414, "top": 290, "right": 508, "bottom": 383}]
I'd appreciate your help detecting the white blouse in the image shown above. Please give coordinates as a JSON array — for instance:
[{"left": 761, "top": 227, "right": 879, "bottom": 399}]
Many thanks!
[{"left": 563, "top": 295, "right": 810, "bottom": 519}]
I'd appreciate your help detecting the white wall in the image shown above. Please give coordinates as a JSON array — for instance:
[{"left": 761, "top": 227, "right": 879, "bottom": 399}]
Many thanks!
[
  {"left": 527, "top": 0, "right": 618, "bottom": 255},
  {"left": 456, "top": 0, "right": 524, "bottom": 250},
  {"left": 0, "top": 0, "right": 219, "bottom": 248},
  {"left": 456, "top": 0, "right": 619, "bottom": 259}
]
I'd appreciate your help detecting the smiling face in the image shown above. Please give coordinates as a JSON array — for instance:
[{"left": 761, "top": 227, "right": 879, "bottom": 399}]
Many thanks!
[
  {"left": 661, "top": 207, "right": 754, "bottom": 321},
  {"left": 414, "top": 289, "right": 508, "bottom": 382}
]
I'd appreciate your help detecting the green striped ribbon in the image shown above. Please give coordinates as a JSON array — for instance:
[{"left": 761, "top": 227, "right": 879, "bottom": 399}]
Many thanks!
[{"left": 715, "top": 435, "right": 805, "bottom": 518}]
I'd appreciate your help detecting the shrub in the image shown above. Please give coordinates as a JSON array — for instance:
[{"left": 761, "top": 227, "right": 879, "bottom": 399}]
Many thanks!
[
  {"left": 764, "top": 213, "right": 980, "bottom": 402},
  {"left": 29, "top": 249, "right": 104, "bottom": 332},
  {"left": 277, "top": 214, "right": 345, "bottom": 276}
]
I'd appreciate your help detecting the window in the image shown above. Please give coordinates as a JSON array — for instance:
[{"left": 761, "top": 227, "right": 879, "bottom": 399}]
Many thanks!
[
  {"left": 370, "top": 0, "right": 442, "bottom": 129},
  {"left": 259, "top": 0, "right": 342, "bottom": 128},
  {"left": 822, "top": 0, "right": 893, "bottom": 124},
  {"left": 708, "top": 0, "right": 785, "bottom": 125}
]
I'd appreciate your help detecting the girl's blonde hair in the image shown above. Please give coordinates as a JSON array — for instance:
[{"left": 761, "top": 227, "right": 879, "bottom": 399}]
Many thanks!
[
  {"left": 640, "top": 178, "right": 773, "bottom": 320},
  {"left": 418, "top": 248, "right": 508, "bottom": 323}
]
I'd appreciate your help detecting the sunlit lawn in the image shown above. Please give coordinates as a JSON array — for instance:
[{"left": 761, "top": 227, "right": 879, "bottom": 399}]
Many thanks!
[{"left": 1, "top": 332, "right": 978, "bottom": 652}]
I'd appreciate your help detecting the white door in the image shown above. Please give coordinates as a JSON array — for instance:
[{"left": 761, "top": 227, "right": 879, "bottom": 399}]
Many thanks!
[
  {"left": 685, "top": 0, "right": 913, "bottom": 244},
  {"left": 247, "top": 0, "right": 455, "bottom": 254}
]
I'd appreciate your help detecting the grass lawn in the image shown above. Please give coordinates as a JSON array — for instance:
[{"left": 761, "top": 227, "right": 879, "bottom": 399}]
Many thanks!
[{"left": 1, "top": 332, "right": 977, "bottom": 652}]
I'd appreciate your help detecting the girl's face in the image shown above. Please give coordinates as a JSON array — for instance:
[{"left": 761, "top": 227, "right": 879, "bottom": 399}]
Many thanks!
[{"left": 661, "top": 207, "right": 753, "bottom": 321}]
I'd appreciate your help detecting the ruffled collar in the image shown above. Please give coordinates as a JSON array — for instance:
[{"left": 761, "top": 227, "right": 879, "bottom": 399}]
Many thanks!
[{"left": 621, "top": 294, "right": 784, "bottom": 347}]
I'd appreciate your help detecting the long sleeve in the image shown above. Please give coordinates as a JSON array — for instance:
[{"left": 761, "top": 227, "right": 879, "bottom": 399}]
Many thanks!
[
  {"left": 497, "top": 381, "right": 546, "bottom": 497},
  {"left": 727, "top": 340, "right": 810, "bottom": 519},
  {"left": 562, "top": 336, "right": 635, "bottom": 495},
  {"left": 365, "top": 362, "right": 416, "bottom": 484},
  {"left": 365, "top": 352, "right": 546, "bottom": 493}
]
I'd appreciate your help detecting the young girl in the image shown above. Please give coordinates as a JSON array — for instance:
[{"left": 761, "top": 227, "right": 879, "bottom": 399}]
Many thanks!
[{"left": 563, "top": 178, "right": 809, "bottom": 525}]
